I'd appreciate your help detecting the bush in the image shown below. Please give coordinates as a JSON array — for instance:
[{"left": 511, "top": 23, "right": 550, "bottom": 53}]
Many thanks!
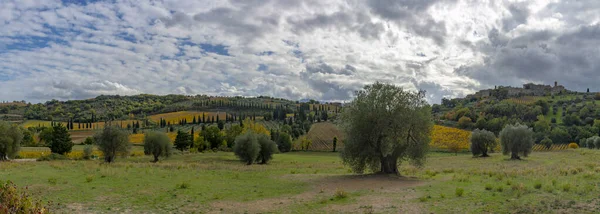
[
  {"left": 233, "top": 132, "right": 261, "bottom": 165},
  {"left": 83, "top": 145, "right": 93, "bottom": 160},
  {"left": 0, "top": 180, "right": 49, "bottom": 213},
  {"left": 48, "top": 124, "right": 74, "bottom": 155},
  {"left": 540, "top": 137, "right": 553, "bottom": 150},
  {"left": 143, "top": 131, "right": 173, "bottom": 162},
  {"left": 458, "top": 116, "right": 472, "bottom": 129},
  {"left": 256, "top": 134, "right": 278, "bottom": 164},
  {"left": 174, "top": 130, "right": 192, "bottom": 152},
  {"left": 83, "top": 137, "right": 95, "bottom": 145},
  {"left": 455, "top": 188, "right": 464, "bottom": 197},
  {"left": 94, "top": 126, "right": 131, "bottom": 163},
  {"left": 470, "top": 129, "right": 497, "bottom": 157},
  {"left": 276, "top": 132, "right": 292, "bottom": 153},
  {"left": 499, "top": 123, "right": 534, "bottom": 160},
  {"left": 37, "top": 153, "right": 67, "bottom": 161},
  {"left": 586, "top": 136, "right": 599, "bottom": 149},
  {"left": 568, "top": 142, "right": 579, "bottom": 149},
  {"left": 0, "top": 121, "right": 23, "bottom": 161}
]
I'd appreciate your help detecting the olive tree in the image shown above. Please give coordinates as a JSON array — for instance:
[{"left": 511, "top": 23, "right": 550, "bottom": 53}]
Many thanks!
[
  {"left": 233, "top": 132, "right": 260, "bottom": 165},
  {"left": 143, "top": 131, "right": 173, "bottom": 162},
  {"left": 499, "top": 124, "right": 534, "bottom": 160},
  {"left": 94, "top": 126, "right": 131, "bottom": 163},
  {"left": 339, "top": 82, "right": 432, "bottom": 174},
  {"left": 256, "top": 134, "right": 278, "bottom": 164},
  {"left": 0, "top": 121, "right": 23, "bottom": 161},
  {"left": 469, "top": 129, "right": 497, "bottom": 157}
]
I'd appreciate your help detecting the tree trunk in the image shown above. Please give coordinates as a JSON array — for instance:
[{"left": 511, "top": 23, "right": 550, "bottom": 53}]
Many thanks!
[
  {"left": 510, "top": 153, "right": 521, "bottom": 160},
  {"left": 380, "top": 156, "right": 399, "bottom": 174},
  {"left": 153, "top": 155, "right": 159, "bottom": 163},
  {"left": 481, "top": 150, "right": 489, "bottom": 157}
]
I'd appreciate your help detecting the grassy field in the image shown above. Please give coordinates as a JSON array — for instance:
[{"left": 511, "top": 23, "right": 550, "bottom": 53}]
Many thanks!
[{"left": 2, "top": 150, "right": 600, "bottom": 213}]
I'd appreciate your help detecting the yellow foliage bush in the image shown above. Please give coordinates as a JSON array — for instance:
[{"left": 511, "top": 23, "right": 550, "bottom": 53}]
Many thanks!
[
  {"left": 430, "top": 125, "right": 471, "bottom": 152},
  {"left": 568, "top": 142, "right": 579, "bottom": 149}
]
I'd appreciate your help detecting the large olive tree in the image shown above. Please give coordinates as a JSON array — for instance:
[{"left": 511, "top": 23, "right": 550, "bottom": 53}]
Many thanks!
[
  {"left": 499, "top": 123, "right": 534, "bottom": 160},
  {"left": 0, "top": 121, "right": 23, "bottom": 161},
  {"left": 94, "top": 126, "right": 131, "bottom": 163},
  {"left": 340, "top": 82, "right": 432, "bottom": 174}
]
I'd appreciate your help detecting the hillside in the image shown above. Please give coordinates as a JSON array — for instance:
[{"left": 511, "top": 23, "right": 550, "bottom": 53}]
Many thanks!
[{"left": 433, "top": 82, "right": 600, "bottom": 145}]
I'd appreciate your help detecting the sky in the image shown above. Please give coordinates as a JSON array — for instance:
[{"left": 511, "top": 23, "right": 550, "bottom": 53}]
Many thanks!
[{"left": 1, "top": 0, "right": 599, "bottom": 104}]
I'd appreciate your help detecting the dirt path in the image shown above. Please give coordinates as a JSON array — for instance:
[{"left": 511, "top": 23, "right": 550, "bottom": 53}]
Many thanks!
[
  {"left": 208, "top": 174, "right": 426, "bottom": 213},
  {"left": 12, "top": 159, "right": 37, "bottom": 162}
]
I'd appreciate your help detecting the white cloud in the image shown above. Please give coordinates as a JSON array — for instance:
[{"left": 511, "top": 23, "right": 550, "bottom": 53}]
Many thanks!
[{"left": 1, "top": 0, "right": 599, "bottom": 104}]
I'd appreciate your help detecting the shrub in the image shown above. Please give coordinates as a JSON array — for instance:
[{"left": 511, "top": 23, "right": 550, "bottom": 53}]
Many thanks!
[
  {"left": 83, "top": 145, "right": 93, "bottom": 160},
  {"left": 233, "top": 132, "right": 261, "bottom": 165},
  {"left": 0, "top": 121, "right": 23, "bottom": 161},
  {"left": 143, "top": 131, "right": 173, "bottom": 162},
  {"left": 485, "top": 183, "right": 493, "bottom": 191},
  {"left": 94, "top": 126, "right": 131, "bottom": 163},
  {"left": 534, "top": 181, "right": 542, "bottom": 189},
  {"left": 83, "top": 137, "right": 95, "bottom": 145},
  {"left": 174, "top": 130, "right": 192, "bottom": 152},
  {"left": 276, "top": 132, "right": 292, "bottom": 153},
  {"left": 37, "top": 153, "right": 67, "bottom": 161},
  {"left": 540, "top": 137, "right": 553, "bottom": 150},
  {"left": 470, "top": 129, "right": 497, "bottom": 157},
  {"left": 0, "top": 180, "right": 49, "bottom": 213},
  {"left": 256, "top": 134, "right": 278, "bottom": 164},
  {"left": 334, "top": 189, "right": 348, "bottom": 199},
  {"left": 176, "top": 182, "right": 190, "bottom": 189},
  {"left": 568, "top": 142, "right": 579, "bottom": 149},
  {"left": 587, "top": 136, "right": 598, "bottom": 149},
  {"left": 48, "top": 124, "right": 74, "bottom": 155},
  {"left": 458, "top": 116, "right": 472, "bottom": 129},
  {"left": 499, "top": 124, "right": 534, "bottom": 160},
  {"left": 455, "top": 188, "right": 464, "bottom": 197}
]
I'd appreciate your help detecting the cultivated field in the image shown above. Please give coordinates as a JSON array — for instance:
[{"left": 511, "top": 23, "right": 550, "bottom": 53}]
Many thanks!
[
  {"left": 22, "top": 120, "right": 142, "bottom": 130},
  {"left": 2, "top": 150, "right": 599, "bottom": 213},
  {"left": 148, "top": 111, "right": 227, "bottom": 124},
  {"left": 305, "top": 122, "right": 345, "bottom": 151}
]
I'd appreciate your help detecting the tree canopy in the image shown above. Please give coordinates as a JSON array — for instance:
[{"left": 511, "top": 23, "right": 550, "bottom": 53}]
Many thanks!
[
  {"left": 339, "top": 82, "right": 432, "bottom": 174},
  {"left": 0, "top": 121, "right": 23, "bottom": 161}
]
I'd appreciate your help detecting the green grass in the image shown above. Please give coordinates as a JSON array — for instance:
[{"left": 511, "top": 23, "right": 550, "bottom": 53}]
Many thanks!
[{"left": 3, "top": 150, "right": 600, "bottom": 213}]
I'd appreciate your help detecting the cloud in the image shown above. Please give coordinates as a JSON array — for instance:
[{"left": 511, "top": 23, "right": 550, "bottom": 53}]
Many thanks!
[{"left": 1, "top": 0, "right": 600, "bottom": 104}]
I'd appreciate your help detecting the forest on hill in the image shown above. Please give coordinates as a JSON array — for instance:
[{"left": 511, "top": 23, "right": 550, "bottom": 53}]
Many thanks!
[
  {"left": 0, "top": 94, "right": 340, "bottom": 124},
  {"left": 433, "top": 86, "right": 600, "bottom": 145}
]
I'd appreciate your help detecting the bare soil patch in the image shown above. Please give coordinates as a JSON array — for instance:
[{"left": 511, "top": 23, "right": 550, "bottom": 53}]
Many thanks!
[{"left": 209, "top": 174, "right": 424, "bottom": 213}]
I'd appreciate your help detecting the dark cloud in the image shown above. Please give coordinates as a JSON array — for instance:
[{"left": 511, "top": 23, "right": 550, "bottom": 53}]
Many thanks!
[
  {"left": 462, "top": 23, "right": 600, "bottom": 92},
  {"left": 502, "top": 3, "right": 529, "bottom": 32},
  {"left": 302, "top": 63, "right": 362, "bottom": 100},
  {"left": 287, "top": 11, "right": 385, "bottom": 40},
  {"left": 366, "top": 0, "right": 453, "bottom": 46}
]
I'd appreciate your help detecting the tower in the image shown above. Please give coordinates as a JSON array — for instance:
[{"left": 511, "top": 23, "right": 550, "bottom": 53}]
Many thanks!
[{"left": 554, "top": 81, "right": 557, "bottom": 87}]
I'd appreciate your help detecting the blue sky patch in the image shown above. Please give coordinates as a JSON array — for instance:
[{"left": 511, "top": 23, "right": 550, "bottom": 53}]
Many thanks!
[{"left": 257, "top": 64, "right": 268, "bottom": 71}]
